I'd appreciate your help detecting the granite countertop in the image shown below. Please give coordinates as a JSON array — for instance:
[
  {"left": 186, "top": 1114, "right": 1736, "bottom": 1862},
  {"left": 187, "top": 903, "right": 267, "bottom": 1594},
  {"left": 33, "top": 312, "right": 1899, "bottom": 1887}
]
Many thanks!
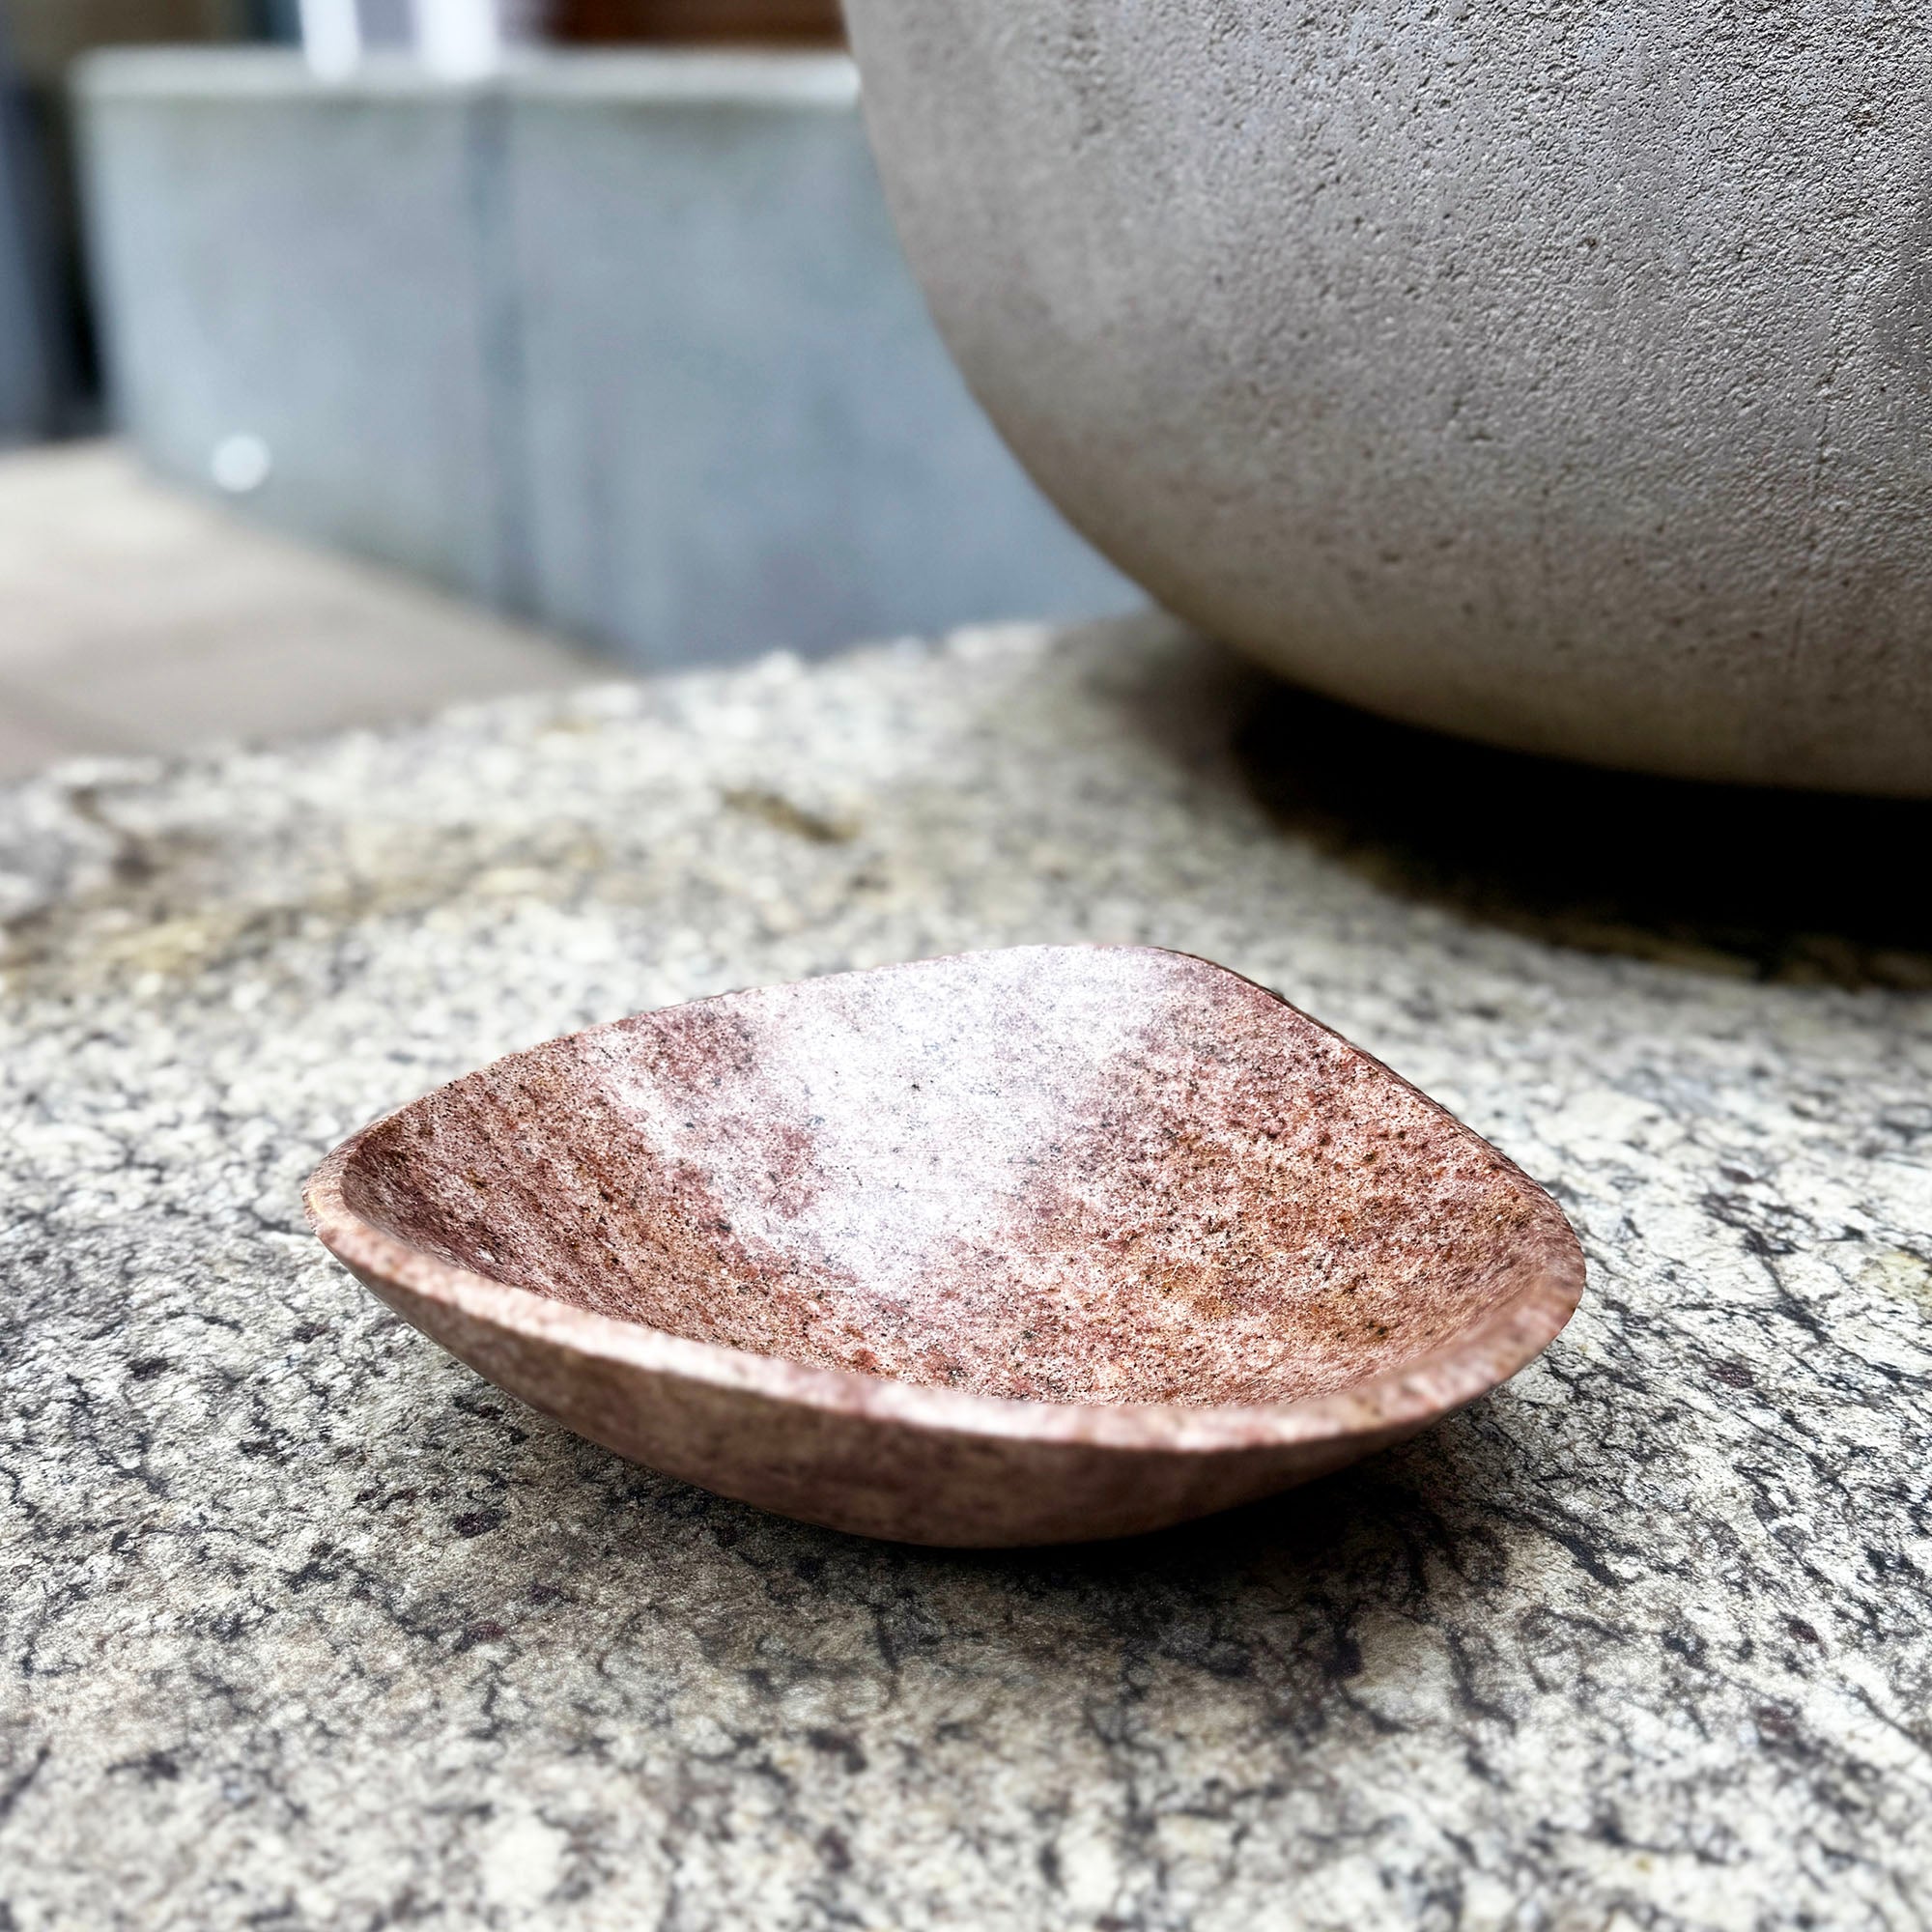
[{"left": 4, "top": 613, "right": 1929, "bottom": 1930}]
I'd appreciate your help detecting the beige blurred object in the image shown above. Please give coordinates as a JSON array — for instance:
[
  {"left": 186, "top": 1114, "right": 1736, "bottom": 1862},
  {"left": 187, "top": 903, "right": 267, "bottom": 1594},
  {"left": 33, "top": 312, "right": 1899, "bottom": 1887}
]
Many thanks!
[{"left": 0, "top": 440, "right": 608, "bottom": 780}]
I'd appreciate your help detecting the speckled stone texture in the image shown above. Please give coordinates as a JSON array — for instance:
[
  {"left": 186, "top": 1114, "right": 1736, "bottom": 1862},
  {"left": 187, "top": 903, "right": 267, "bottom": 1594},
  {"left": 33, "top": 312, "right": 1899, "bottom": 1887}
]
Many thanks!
[
  {"left": 310, "top": 946, "right": 1582, "bottom": 1544},
  {"left": 4, "top": 612, "right": 1931, "bottom": 1928}
]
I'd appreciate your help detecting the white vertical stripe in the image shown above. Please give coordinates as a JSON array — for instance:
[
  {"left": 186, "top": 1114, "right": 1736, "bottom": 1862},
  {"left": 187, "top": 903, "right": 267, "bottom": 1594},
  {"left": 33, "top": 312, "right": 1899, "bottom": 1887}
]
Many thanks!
[
  {"left": 412, "top": 0, "right": 503, "bottom": 80},
  {"left": 298, "top": 0, "right": 363, "bottom": 79}
]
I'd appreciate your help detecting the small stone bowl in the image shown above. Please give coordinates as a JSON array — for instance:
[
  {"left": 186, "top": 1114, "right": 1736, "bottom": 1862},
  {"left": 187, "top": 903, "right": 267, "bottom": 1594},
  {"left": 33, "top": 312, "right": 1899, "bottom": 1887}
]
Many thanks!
[{"left": 304, "top": 946, "right": 1583, "bottom": 1546}]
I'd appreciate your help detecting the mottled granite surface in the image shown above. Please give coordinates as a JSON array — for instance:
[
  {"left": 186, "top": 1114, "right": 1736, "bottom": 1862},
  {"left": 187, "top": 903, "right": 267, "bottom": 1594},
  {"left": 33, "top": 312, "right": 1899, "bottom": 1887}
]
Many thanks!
[{"left": 3, "top": 614, "right": 1930, "bottom": 1930}]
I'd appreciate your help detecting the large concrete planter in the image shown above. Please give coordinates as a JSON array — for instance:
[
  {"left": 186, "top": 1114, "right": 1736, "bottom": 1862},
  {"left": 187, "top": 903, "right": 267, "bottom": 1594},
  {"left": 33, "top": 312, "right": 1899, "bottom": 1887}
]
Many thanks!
[
  {"left": 843, "top": 0, "right": 1932, "bottom": 794},
  {"left": 75, "top": 48, "right": 1134, "bottom": 668}
]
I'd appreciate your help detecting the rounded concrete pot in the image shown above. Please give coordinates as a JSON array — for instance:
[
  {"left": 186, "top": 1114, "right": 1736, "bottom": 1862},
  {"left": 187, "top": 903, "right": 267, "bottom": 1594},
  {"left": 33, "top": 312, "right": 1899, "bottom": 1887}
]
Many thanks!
[{"left": 842, "top": 0, "right": 1932, "bottom": 794}]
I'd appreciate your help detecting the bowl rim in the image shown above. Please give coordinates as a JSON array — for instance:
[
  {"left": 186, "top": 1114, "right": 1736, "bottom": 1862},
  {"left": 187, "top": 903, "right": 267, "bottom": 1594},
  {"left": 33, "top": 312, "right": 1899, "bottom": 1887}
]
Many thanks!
[{"left": 302, "top": 947, "right": 1587, "bottom": 1457}]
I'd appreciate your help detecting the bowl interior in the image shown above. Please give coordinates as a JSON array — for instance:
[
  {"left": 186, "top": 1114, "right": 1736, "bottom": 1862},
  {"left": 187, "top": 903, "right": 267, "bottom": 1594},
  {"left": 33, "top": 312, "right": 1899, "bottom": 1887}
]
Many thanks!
[{"left": 334, "top": 948, "right": 1561, "bottom": 1406}]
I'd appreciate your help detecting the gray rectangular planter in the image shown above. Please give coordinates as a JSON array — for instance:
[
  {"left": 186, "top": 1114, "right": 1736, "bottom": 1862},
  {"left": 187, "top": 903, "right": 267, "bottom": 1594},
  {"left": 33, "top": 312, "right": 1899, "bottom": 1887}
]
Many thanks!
[{"left": 74, "top": 47, "right": 1138, "bottom": 668}]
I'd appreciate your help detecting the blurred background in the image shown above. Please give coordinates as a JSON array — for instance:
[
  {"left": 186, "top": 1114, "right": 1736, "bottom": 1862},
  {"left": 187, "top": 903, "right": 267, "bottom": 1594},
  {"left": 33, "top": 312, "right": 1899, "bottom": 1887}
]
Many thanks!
[{"left": 0, "top": 0, "right": 1138, "bottom": 778}]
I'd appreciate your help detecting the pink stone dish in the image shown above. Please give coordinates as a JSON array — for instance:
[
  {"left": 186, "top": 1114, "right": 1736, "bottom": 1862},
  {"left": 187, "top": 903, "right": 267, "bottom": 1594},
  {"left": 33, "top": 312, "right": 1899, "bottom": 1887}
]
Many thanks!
[{"left": 304, "top": 947, "right": 1584, "bottom": 1546}]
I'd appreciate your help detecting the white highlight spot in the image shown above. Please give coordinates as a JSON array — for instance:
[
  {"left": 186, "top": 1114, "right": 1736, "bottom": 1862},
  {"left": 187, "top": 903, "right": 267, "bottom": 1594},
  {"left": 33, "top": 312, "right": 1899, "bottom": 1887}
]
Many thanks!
[{"left": 211, "top": 434, "right": 272, "bottom": 496}]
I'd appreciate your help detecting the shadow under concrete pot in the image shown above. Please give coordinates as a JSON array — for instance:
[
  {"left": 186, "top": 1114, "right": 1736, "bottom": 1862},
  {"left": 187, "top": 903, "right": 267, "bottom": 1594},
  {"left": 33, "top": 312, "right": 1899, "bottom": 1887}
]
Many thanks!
[{"left": 843, "top": 0, "right": 1932, "bottom": 794}]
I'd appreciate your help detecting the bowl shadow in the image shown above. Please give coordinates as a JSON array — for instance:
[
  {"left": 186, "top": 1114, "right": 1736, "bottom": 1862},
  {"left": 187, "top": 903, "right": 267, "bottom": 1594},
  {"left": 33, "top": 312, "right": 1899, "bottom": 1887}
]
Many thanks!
[{"left": 1232, "top": 676, "right": 1932, "bottom": 989}]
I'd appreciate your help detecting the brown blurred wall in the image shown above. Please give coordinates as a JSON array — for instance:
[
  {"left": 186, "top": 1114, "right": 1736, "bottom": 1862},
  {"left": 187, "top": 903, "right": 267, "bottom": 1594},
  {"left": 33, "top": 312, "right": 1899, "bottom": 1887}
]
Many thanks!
[{"left": 550, "top": 1, "right": 842, "bottom": 43}]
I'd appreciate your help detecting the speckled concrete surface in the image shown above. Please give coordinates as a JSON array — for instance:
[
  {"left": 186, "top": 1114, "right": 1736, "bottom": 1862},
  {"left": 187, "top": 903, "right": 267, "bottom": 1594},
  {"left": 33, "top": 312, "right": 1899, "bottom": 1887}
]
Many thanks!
[
  {"left": 3, "top": 613, "right": 1930, "bottom": 1929},
  {"left": 845, "top": 0, "right": 1932, "bottom": 793}
]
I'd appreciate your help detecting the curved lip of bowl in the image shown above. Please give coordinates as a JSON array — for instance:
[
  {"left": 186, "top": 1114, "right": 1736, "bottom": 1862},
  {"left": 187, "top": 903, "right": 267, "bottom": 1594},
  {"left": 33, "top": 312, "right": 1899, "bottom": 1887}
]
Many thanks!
[{"left": 302, "top": 999, "right": 1586, "bottom": 1459}]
